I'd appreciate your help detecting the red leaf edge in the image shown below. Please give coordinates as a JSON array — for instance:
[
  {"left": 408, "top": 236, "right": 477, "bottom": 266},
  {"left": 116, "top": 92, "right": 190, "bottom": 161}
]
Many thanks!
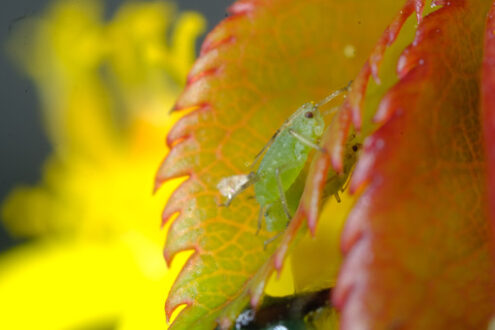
[
  {"left": 156, "top": 0, "right": 260, "bottom": 323},
  {"left": 269, "top": 0, "right": 426, "bottom": 275}
]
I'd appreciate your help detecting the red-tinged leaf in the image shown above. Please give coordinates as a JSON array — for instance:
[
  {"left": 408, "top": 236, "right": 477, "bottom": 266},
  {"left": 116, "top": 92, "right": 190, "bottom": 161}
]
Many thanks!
[
  {"left": 298, "top": 0, "right": 425, "bottom": 236},
  {"left": 156, "top": 1, "right": 409, "bottom": 328},
  {"left": 483, "top": 3, "right": 495, "bottom": 247},
  {"left": 329, "top": 1, "right": 495, "bottom": 328}
]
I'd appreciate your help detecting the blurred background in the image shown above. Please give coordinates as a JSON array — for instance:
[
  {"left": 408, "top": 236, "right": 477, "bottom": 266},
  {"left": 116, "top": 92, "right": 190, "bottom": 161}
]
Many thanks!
[{"left": 0, "top": 0, "right": 231, "bottom": 329}]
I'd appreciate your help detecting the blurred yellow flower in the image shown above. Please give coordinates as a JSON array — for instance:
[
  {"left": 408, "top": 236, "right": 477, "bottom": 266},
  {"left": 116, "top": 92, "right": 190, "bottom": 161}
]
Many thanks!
[{"left": 0, "top": 0, "right": 204, "bottom": 328}]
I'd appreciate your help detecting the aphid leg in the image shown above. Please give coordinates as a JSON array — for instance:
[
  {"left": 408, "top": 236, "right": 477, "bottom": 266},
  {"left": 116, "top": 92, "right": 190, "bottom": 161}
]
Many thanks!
[
  {"left": 275, "top": 168, "right": 292, "bottom": 220},
  {"left": 256, "top": 205, "right": 265, "bottom": 235},
  {"left": 248, "top": 130, "right": 280, "bottom": 168},
  {"left": 334, "top": 191, "right": 341, "bottom": 203},
  {"left": 340, "top": 177, "right": 351, "bottom": 193},
  {"left": 263, "top": 231, "right": 283, "bottom": 251},
  {"left": 288, "top": 129, "right": 325, "bottom": 153}
]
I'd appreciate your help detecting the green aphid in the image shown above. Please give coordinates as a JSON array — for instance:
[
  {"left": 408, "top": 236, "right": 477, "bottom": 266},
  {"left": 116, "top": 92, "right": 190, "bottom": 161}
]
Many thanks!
[
  {"left": 217, "top": 85, "right": 351, "bottom": 233},
  {"left": 264, "top": 136, "right": 361, "bottom": 234},
  {"left": 321, "top": 137, "right": 361, "bottom": 204}
]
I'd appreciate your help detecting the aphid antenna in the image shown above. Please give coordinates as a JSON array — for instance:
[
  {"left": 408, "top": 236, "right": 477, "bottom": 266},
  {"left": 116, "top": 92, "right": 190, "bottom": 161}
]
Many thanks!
[
  {"left": 263, "top": 231, "right": 283, "bottom": 251},
  {"left": 288, "top": 129, "right": 325, "bottom": 152},
  {"left": 322, "top": 106, "right": 340, "bottom": 116},
  {"left": 315, "top": 81, "right": 353, "bottom": 108},
  {"left": 248, "top": 130, "right": 279, "bottom": 168},
  {"left": 255, "top": 205, "right": 264, "bottom": 235},
  {"left": 249, "top": 82, "right": 351, "bottom": 169}
]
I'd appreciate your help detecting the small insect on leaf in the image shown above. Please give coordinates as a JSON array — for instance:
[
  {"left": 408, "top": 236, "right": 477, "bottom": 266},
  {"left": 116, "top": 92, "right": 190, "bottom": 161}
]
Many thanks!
[
  {"left": 218, "top": 85, "right": 350, "bottom": 236},
  {"left": 217, "top": 173, "right": 256, "bottom": 206},
  {"left": 323, "top": 137, "right": 362, "bottom": 203}
]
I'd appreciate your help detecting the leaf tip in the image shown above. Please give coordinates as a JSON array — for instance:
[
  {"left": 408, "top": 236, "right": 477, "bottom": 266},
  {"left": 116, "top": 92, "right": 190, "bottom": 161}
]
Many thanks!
[
  {"left": 163, "top": 247, "right": 175, "bottom": 268},
  {"left": 273, "top": 247, "right": 286, "bottom": 272},
  {"left": 414, "top": 0, "right": 425, "bottom": 23},
  {"left": 165, "top": 300, "right": 192, "bottom": 325},
  {"left": 249, "top": 281, "right": 265, "bottom": 309},
  {"left": 186, "top": 67, "right": 222, "bottom": 85},
  {"left": 331, "top": 151, "right": 344, "bottom": 174},
  {"left": 200, "top": 35, "right": 236, "bottom": 56},
  {"left": 373, "top": 92, "right": 393, "bottom": 124},
  {"left": 349, "top": 138, "right": 379, "bottom": 194},
  {"left": 216, "top": 316, "right": 233, "bottom": 330},
  {"left": 227, "top": 0, "right": 258, "bottom": 16}
]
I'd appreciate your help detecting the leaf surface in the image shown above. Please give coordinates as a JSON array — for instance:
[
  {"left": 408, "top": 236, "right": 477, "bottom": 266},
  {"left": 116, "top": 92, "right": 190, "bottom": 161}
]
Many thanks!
[
  {"left": 156, "top": 0, "right": 406, "bottom": 328},
  {"left": 483, "top": 2, "right": 495, "bottom": 249},
  {"left": 330, "top": 1, "right": 495, "bottom": 328}
]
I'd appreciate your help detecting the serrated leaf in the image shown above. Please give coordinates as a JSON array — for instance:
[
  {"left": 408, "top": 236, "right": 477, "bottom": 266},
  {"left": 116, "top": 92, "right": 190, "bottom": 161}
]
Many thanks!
[
  {"left": 156, "top": 0, "right": 410, "bottom": 328},
  {"left": 326, "top": 1, "right": 495, "bottom": 328}
]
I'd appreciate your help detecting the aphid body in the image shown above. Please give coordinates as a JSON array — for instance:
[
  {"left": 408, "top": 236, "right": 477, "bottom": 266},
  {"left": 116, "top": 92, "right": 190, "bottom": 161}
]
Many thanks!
[
  {"left": 218, "top": 86, "right": 350, "bottom": 233},
  {"left": 254, "top": 102, "right": 324, "bottom": 207}
]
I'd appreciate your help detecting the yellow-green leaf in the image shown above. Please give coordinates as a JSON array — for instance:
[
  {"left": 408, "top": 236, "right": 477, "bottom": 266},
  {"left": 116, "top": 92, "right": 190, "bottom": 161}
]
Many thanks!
[{"left": 156, "top": 1, "right": 407, "bottom": 328}]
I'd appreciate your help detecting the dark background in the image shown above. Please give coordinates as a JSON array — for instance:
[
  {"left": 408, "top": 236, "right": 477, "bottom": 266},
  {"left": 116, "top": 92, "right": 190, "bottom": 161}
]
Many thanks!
[{"left": 0, "top": 0, "right": 233, "bottom": 250}]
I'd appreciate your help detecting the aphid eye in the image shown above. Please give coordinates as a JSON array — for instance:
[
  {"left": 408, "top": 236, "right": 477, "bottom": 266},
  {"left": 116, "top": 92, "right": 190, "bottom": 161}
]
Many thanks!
[
  {"left": 305, "top": 111, "right": 314, "bottom": 119},
  {"left": 352, "top": 144, "right": 358, "bottom": 152}
]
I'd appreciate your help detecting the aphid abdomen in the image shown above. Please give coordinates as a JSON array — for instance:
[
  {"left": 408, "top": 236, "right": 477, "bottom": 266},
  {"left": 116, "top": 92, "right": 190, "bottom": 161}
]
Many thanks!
[
  {"left": 264, "top": 167, "right": 308, "bottom": 231},
  {"left": 254, "top": 103, "right": 325, "bottom": 206},
  {"left": 254, "top": 132, "right": 308, "bottom": 206}
]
